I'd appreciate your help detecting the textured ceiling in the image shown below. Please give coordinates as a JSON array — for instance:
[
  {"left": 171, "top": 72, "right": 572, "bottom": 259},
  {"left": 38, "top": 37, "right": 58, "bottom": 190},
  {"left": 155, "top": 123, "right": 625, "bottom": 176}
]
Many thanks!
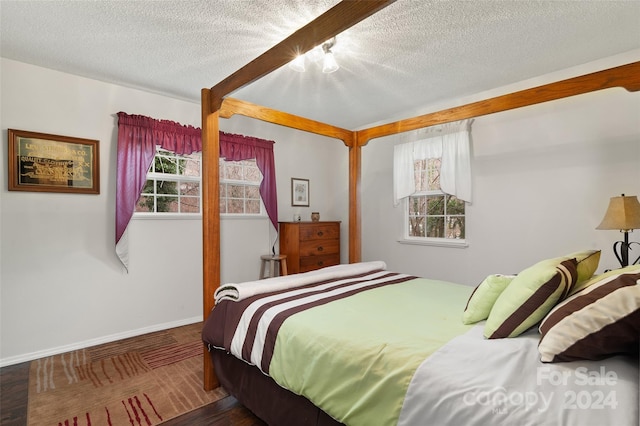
[{"left": 1, "top": 0, "right": 639, "bottom": 129}]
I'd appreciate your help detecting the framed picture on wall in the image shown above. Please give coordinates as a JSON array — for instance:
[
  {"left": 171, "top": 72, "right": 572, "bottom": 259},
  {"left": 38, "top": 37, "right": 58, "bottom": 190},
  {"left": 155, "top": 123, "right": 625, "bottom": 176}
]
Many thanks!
[
  {"left": 291, "top": 177, "right": 309, "bottom": 207},
  {"left": 7, "top": 129, "right": 100, "bottom": 194}
]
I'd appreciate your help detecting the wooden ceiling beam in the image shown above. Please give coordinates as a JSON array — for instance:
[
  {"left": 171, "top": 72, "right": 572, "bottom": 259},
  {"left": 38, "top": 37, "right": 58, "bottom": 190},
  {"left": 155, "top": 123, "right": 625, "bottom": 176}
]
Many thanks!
[
  {"left": 207, "top": 0, "right": 396, "bottom": 111},
  {"left": 356, "top": 61, "right": 640, "bottom": 145}
]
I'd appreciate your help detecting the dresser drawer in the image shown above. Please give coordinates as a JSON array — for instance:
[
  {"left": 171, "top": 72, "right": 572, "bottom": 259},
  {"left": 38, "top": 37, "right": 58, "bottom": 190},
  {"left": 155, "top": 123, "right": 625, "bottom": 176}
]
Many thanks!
[
  {"left": 299, "top": 254, "right": 340, "bottom": 272},
  {"left": 299, "top": 239, "right": 340, "bottom": 257},
  {"left": 299, "top": 223, "right": 340, "bottom": 241},
  {"left": 279, "top": 221, "right": 341, "bottom": 274}
]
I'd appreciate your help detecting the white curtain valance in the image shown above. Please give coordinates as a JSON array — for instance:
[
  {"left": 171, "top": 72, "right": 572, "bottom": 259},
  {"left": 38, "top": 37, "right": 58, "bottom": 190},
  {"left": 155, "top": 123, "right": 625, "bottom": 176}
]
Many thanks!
[{"left": 393, "top": 119, "right": 473, "bottom": 205}]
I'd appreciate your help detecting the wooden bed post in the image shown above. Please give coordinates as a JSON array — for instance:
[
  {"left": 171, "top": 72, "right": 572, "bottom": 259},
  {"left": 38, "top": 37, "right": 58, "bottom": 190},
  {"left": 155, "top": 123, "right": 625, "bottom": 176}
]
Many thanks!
[
  {"left": 202, "top": 88, "right": 220, "bottom": 391},
  {"left": 348, "top": 134, "right": 362, "bottom": 264}
]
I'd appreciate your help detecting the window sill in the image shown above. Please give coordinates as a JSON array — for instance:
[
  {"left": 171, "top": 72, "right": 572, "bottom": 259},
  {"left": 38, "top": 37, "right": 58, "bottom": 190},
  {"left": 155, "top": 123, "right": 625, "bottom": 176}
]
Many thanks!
[
  {"left": 221, "top": 214, "right": 268, "bottom": 221},
  {"left": 397, "top": 237, "right": 469, "bottom": 248},
  {"left": 133, "top": 214, "right": 269, "bottom": 221},
  {"left": 133, "top": 213, "right": 202, "bottom": 220}
]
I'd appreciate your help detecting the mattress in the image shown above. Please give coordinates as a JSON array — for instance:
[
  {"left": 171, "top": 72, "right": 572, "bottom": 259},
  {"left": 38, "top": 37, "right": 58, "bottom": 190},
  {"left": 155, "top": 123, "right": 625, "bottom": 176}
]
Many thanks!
[{"left": 202, "top": 262, "right": 639, "bottom": 426}]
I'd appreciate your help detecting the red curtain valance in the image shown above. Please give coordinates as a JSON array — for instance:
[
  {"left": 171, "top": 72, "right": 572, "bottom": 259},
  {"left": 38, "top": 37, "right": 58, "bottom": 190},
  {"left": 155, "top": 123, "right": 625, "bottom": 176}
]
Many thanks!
[{"left": 116, "top": 112, "right": 202, "bottom": 155}]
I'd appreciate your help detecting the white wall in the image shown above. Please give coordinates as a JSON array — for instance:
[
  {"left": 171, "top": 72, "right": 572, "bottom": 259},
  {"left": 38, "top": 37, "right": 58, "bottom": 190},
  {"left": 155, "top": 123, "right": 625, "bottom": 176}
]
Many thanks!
[
  {"left": 0, "top": 58, "right": 348, "bottom": 365},
  {"left": 361, "top": 52, "right": 640, "bottom": 286}
]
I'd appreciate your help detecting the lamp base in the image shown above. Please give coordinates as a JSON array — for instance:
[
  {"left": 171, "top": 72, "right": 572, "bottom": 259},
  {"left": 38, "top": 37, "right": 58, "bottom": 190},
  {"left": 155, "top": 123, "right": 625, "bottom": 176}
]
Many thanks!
[{"left": 612, "top": 238, "right": 640, "bottom": 268}]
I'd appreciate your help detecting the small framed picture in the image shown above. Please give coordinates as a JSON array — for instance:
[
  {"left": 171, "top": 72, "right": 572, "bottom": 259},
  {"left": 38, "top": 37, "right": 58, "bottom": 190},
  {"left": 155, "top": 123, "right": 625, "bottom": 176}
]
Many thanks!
[
  {"left": 291, "top": 178, "right": 309, "bottom": 207},
  {"left": 7, "top": 129, "right": 100, "bottom": 194}
]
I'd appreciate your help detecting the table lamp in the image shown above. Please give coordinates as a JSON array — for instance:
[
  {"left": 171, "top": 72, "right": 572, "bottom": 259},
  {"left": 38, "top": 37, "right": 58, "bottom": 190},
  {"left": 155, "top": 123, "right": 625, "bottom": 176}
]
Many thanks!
[{"left": 596, "top": 194, "right": 640, "bottom": 267}]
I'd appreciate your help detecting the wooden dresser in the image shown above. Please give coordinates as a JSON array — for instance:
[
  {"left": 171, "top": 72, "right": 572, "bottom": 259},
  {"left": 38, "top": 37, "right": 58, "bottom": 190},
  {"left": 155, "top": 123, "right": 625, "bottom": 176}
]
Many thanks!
[{"left": 279, "top": 221, "right": 341, "bottom": 273}]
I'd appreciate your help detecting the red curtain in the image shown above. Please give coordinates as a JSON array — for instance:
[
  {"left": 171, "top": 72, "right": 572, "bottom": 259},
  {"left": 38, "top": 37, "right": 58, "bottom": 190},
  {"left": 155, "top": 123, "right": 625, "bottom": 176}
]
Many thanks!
[
  {"left": 115, "top": 112, "right": 277, "bottom": 269},
  {"left": 220, "top": 132, "right": 278, "bottom": 229},
  {"left": 116, "top": 112, "right": 202, "bottom": 245}
]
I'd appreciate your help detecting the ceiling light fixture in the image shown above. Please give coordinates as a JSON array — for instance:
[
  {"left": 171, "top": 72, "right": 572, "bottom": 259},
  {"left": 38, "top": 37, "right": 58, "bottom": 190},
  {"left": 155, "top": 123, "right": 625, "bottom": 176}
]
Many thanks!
[
  {"left": 288, "top": 37, "right": 339, "bottom": 74},
  {"left": 289, "top": 54, "right": 306, "bottom": 72},
  {"left": 321, "top": 38, "right": 339, "bottom": 73}
]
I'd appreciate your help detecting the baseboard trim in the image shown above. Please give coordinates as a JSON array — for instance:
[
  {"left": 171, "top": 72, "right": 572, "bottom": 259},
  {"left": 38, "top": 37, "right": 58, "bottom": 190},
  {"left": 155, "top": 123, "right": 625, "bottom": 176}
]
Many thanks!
[{"left": 0, "top": 316, "right": 202, "bottom": 368}]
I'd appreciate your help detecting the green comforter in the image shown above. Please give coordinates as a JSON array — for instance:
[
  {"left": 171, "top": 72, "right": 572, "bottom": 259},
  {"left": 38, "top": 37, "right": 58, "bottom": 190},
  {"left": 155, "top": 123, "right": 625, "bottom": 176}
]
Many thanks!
[{"left": 267, "top": 277, "right": 473, "bottom": 425}]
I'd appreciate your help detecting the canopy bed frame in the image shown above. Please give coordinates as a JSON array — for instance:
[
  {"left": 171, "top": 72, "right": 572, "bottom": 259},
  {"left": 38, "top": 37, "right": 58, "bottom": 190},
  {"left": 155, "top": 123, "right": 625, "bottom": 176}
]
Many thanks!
[{"left": 200, "top": 0, "right": 640, "bottom": 390}]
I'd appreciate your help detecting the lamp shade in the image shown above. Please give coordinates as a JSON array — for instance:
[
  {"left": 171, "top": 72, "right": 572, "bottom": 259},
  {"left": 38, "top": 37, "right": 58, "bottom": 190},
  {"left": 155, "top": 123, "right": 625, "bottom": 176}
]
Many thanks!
[
  {"left": 288, "top": 55, "right": 305, "bottom": 72},
  {"left": 322, "top": 51, "right": 339, "bottom": 73},
  {"left": 596, "top": 194, "right": 640, "bottom": 231}
]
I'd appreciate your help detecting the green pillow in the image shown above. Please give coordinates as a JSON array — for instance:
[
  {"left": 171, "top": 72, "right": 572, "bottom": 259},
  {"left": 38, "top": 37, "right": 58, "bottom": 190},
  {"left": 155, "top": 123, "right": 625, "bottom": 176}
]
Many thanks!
[
  {"left": 524, "top": 250, "right": 600, "bottom": 296},
  {"left": 565, "top": 249, "right": 601, "bottom": 294},
  {"left": 484, "top": 258, "right": 578, "bottom": 339},
  {"left": 462, "top": 274, "right": 515, "bottom": 324}
]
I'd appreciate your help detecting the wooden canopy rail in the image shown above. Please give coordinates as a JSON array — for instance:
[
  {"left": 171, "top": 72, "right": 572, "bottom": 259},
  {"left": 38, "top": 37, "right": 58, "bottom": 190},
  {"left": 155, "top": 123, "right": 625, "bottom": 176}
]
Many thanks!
[
  {"left": 357, "top": 61, "right": 640, "bottom": 144},
  {"left": 199, "top": 1, "right": 640, "bottom": 392}
]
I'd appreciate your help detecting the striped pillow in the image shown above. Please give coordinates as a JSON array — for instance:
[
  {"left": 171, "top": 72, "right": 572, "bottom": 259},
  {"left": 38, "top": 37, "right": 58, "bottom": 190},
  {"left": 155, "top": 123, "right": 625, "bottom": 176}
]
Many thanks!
[
  {"left": 568, "top": 249, "right": 601, "bottom": 287},
  {"left": 539, "top": 266, "right": 640, "bottom": 363},
  {"left": 537, "top": 250, "right": 600, "bottom": 295},
  {"left": 462, "top": 274, "right": 515, "bottom": 324},
  {"left": 484, "top": 258, "right": 577, "bottom": 339}
]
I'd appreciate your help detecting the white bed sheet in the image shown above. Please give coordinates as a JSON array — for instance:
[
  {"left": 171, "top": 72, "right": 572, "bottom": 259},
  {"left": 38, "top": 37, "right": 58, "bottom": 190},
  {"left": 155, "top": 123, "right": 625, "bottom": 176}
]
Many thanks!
[
  {"left": 399, "top": 324, "right": 639, "bottom": 426},
  {"left": 214, "top": 260, "right": 386, "bottom": 303}
]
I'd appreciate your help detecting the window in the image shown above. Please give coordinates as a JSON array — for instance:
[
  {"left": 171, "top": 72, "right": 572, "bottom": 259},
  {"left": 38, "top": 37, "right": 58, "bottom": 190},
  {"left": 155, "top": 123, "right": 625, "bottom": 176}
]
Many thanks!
[
  {"left": 136, "top": 147, "right": 201, "bottom": 215},
  {"left": 406, "top": 158, "right": 466, "bottom": 240},
  {"left": 219, "top": 158, "right": 264, "bottom": 215}
]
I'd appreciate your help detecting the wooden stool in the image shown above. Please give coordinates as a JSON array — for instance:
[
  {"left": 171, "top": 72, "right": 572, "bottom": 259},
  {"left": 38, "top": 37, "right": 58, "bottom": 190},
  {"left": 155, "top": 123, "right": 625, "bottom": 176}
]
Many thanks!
[{"left": 259, "top": 254, "right": 288, "bottom": 279}]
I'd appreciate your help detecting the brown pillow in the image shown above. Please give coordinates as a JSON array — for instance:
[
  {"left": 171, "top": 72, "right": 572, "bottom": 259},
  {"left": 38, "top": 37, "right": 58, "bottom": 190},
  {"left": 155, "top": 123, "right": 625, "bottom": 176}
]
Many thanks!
[{"left": 538, "top": 266, "right": 640, "bottom": 362}]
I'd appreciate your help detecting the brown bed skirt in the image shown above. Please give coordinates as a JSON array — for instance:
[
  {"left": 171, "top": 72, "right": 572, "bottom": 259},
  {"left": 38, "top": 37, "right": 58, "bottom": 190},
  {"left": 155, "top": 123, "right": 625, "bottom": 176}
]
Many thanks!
[{"left": 210, "top": 348, "right": 343, "bottom": 426}]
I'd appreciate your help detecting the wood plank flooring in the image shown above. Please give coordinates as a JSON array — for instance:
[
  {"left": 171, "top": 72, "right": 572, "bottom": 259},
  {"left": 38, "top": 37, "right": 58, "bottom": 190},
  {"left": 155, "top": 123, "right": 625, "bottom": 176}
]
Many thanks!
[
  {"left": 0, "top": 362, "right": 29, "bottom": 426},
  {"left": 0, "top": 360, "right": 266, "bottom": 426}
]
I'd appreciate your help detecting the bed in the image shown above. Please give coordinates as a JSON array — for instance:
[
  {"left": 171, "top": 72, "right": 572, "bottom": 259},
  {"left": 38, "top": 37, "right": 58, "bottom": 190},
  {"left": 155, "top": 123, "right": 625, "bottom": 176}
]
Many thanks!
[
  {"left": 198, "top": 0, "right": 640, "bottom": 419},
  {"left": 202, "top": 260, "right": 639, "bottom": 425}
]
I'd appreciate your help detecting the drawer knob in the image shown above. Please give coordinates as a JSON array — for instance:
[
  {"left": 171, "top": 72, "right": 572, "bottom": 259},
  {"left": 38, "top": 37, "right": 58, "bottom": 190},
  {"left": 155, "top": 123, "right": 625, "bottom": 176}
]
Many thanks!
[
  {"left": 317, "top": 231, "right": 324, "bottom": 237},
  {"left": 317, "top": 246, "right": 324, "bottom": 252},
  {"left": 317, "top": 261, "right": 324, "bottom": 266}
]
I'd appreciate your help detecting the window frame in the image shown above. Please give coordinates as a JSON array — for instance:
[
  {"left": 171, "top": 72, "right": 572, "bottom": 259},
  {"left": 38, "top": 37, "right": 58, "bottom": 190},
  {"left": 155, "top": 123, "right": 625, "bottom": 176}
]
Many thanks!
[
  {"left": 133, "top": 147, "right": 202, "bottom": 219},
  {"left": 399, "top": 158, "right": 468, "bottom": 248},
  {"left": 218, "top": 158, "right": 266, "bottom": 219},
  {"left": 400, "top": 192, "right": 468, "bottom": 248}
]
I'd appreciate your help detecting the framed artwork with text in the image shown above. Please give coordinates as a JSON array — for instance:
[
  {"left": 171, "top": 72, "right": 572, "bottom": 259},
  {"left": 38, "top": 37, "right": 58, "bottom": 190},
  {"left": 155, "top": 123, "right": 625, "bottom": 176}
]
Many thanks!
[{"left": 8, "top": 129, "right": 99, "bottom": 194}]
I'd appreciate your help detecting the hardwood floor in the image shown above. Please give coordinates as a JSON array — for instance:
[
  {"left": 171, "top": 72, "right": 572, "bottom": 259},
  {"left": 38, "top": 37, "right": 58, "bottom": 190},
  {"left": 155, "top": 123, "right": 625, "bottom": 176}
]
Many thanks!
[
  {"left": 0, "top": 361, "right": 266, "bottom": 426},
  {"left": 0, "top": 362, "right": 29, "bottom": 426},
  {"left": 162, "top": 395, "right": 266, "bottom": 426}
]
